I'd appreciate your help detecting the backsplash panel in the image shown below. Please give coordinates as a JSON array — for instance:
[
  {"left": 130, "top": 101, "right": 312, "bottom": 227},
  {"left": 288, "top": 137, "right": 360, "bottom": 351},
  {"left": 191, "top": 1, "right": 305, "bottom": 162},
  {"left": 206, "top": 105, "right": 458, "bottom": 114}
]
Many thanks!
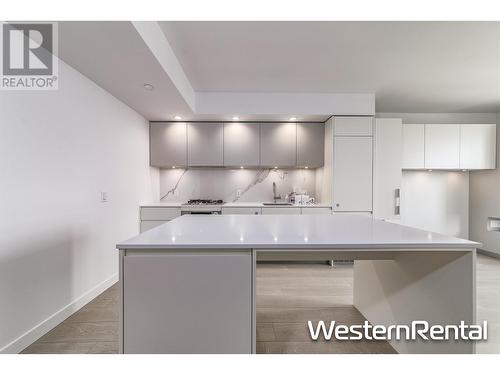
[{"left": 159, "top": 168, "right": 317, "bottom": 203}]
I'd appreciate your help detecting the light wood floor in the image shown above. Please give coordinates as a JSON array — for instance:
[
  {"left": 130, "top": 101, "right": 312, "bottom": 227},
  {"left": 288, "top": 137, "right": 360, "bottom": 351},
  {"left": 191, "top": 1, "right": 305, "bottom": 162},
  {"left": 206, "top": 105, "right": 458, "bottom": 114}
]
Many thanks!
[{"left": 22, "top": 254, "right": 500, "bottom": 354}]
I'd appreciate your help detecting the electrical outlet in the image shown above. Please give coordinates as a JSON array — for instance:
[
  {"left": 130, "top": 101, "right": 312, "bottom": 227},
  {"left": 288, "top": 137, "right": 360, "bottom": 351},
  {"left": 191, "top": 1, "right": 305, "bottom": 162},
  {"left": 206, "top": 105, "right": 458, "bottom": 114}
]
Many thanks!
[
  {"left": 236, "top": 189, "right": 242, "bottom": 198},
  {"left": 100, "top": 191, "right": 108, "bottom": 202}
]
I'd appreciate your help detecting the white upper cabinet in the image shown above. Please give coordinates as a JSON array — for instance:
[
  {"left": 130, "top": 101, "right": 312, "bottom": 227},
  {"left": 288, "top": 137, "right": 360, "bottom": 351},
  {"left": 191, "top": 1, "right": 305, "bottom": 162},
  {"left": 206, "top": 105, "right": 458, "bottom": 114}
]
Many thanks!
[
  {"left": 333, "top": 136, "right": 373, "bottom": 212},
  {"left": 150, "top": 122, "right": 187, "bottom": 168},
  {"left": 297, "top": 122, "right": 324, "bottom": 168},
  {"left": 424, "top": 124, "right": 460, "bottom": 169},
  {"left": 401, "top": 123, "right": 497, "bottom": 170},
  {"left": 260, "top": 123, "right": 297, "bottom": 167},
  {"left": 223, "top": 123, "right": 260, "bottom": 167},
  {"left": 187, "top": 122, "right": 224, "bottom": 166},
  {"left": 334, "top": 116, "right": 373, "bottom": 136},
  {"left": 460, "top": 124, "right": 496, "bottom": 170},
  {"left": 402, "top": 124, "right": 425, "bottom": 169}
]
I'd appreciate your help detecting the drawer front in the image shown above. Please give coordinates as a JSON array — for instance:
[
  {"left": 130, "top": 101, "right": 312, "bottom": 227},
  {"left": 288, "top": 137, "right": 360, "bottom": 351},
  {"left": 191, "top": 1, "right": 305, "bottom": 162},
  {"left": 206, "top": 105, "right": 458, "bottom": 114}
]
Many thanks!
[
  {"left": 222, "top": 207, "right": 261, "bottom": 215},
  {"left": 140, "top": 207, "right": 181, "bottom": 221},
  {"left": 140, "top": 220, "right": 168, "bottom": 233},
  {"left": 261, "top": 207, "right": 301, "bottom": 215},
  {"left": 333, "top": 211, "right": 372, "bottom": 218},
  {"left": 301, "top": 207, "right": 332, "bottom": 215}
]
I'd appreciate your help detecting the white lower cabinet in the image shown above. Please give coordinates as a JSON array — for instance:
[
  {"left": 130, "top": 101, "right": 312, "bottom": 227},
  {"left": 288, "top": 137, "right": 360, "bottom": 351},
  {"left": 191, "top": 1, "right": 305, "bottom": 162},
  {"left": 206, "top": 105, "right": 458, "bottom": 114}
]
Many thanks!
[
  {"left": 333, "top": 136, "right": 373, "bottom": 212},
  {"left": 221, "top": 207, "right": 261, "bottom": 215},
  {"left": 140, "top": 207, "right": 181, "bottom": 221},
  {"left": 334, "top": 212, "right": 373, "bottom": 218},
  {"left": 301, "top": 207, "right": 332, "bottom": 215},
  {"left": 261, "top": 207, "right": 301, "bottom": 215},
  {"left": 123, "top": 251, "right": 252, "bottom": 353},
  {"left": 139, "top": 207, "right": 181, "bottom": 233},
  {"left": 140, "top": 220, "right": 167, "bottom": 232}
]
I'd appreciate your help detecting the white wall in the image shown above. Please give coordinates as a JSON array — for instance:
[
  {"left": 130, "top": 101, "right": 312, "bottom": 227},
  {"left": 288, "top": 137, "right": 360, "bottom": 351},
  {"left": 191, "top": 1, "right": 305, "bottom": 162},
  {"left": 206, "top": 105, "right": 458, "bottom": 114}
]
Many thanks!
[
  {"left": 401, "top": 171, "right": 469, "bottom": 238},
  {"left": 0, "top": 61, "right": 159, "bottom": 353},
  {"left": 159, "top": 168, "right": 316, "bottom": 203},
  {"left": 469, "top": 114, "right": 500, "bottom": 255}
]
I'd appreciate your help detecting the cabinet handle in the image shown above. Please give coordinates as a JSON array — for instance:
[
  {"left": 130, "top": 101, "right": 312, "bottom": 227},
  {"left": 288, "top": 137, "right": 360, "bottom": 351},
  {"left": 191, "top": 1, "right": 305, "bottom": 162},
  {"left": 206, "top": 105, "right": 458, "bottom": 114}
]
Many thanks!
[{"left": 395, "top": 188, "right": 401, "bottom": 215}]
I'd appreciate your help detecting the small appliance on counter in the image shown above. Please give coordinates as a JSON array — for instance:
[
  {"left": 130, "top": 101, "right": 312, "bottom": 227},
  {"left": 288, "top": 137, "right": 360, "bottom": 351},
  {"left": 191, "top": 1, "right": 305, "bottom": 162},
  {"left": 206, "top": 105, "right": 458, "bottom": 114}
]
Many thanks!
[{"left": 288, "top": 192, "right": 315, "bottom": 205}]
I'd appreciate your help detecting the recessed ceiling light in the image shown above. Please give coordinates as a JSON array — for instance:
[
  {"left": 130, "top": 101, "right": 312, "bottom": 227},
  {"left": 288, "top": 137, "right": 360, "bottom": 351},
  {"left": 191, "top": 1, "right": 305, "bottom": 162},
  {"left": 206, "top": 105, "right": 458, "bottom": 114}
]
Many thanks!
[
  {"left": 143, "top": 83, "right": 154, "bottom": 91},
  {"left": 174, "top": 115, "right": 182, "bottom": 120},
  {"left": 232, "top": 116, "right": 240, "bottom": 121},
  {"left": 289, "top": 116, "right": 297, "bottom": 121}
]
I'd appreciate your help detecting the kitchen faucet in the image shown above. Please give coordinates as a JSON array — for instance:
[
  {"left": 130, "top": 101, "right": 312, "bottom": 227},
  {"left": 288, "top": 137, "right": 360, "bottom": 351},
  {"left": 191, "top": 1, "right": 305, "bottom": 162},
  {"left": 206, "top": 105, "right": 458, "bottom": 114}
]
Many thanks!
[{"left": 272, "top": 182, "right": 281, "bottom": 203}]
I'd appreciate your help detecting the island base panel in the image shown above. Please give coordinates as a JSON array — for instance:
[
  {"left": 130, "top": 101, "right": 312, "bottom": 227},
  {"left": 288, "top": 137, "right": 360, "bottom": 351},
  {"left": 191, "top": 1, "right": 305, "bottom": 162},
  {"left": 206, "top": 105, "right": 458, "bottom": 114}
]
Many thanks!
[
  {"left": 121, "top": 250, "right": 253, "bottom": 354},
  {"left": 353, "top": 250, "right": 476, "bottom": 354}
]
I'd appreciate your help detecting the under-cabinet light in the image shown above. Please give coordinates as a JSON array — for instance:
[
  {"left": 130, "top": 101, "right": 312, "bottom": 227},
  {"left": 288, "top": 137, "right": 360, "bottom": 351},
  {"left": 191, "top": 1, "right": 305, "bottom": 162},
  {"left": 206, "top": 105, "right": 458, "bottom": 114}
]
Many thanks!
[{"left": 174, "top": 115, "right": 182, "bottom": 120}]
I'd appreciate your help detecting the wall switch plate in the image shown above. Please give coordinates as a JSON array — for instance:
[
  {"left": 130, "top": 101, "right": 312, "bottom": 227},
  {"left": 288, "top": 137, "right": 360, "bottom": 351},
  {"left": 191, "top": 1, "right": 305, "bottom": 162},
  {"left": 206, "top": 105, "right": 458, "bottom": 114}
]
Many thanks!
[
  {"left": 100, "top": 191, "right": 108, "bottom": 202},
  {"left": 236, "top": 189, "right": 242, "bottom": 198}
]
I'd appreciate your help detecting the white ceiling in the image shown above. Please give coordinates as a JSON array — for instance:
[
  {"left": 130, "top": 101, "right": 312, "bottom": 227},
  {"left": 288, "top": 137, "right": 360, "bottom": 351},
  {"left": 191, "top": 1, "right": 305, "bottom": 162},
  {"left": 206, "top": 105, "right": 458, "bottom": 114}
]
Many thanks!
[
  {"left": 58, "top": 22, "right": 193, "bottom": 120},
  {"left": 160, "top": 21, "right": 500, "bottom": 113},
  {"left": 58, "top": 21, "right": 500, "bottom": 122}
]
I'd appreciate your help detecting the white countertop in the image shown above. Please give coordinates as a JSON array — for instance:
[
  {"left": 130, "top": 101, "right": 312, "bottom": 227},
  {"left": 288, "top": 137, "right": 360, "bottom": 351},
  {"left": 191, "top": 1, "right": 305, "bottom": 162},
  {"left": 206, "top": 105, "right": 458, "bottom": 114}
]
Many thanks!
[
  {"left": 140, "top": 201, "right": 331, "bottom": 208},
  {"left": 117, "top": 214, "right": 480, "bottom": 250}
]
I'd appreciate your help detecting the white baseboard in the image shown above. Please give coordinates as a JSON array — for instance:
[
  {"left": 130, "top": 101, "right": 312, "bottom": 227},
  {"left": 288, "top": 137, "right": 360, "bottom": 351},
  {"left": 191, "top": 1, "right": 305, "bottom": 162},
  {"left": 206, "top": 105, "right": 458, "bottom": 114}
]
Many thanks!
[{"left": 0, "top": 273, "right": 118, "bottom": 354}]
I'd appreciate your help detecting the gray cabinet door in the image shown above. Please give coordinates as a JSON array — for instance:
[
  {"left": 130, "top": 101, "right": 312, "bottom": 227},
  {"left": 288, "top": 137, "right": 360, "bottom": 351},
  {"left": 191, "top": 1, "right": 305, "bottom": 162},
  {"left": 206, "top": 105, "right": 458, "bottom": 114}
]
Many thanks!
[
  {"left": 223, "top": 122, "right": 260, "bottom": 166},
  {"left": 297, "top": 122, "right": 324, "bottom": 167},
  {"left": 187, "top": 122, "right": 223, "bottom": 166},
  {"left": 123, "top": 252, "right": 252, "bottom": 354},
  {"left": 150, "top": 122, "right": 187, "bottom": 167},
  {"left": 260, "top": 123, "right": 297, "bottom": 167}
]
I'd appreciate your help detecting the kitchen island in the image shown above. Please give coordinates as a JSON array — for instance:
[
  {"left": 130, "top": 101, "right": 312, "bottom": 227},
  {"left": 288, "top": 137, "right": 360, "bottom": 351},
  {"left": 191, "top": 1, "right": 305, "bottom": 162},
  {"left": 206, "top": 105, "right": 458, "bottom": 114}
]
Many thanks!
[{"left": 117, "top": 214, "right": 479, "bottom": 354}]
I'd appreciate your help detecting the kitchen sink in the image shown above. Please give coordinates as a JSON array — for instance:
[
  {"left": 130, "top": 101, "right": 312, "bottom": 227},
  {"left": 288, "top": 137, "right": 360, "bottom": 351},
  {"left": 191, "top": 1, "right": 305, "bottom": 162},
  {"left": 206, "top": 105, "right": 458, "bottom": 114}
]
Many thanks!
[{"left": 262, "top": 202, "right": 292, "bottom": 206}]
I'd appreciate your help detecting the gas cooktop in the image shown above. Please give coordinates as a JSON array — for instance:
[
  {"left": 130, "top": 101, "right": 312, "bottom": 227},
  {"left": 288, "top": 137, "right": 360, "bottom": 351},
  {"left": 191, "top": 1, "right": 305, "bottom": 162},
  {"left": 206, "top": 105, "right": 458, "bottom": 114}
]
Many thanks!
[{"left": 183, "top": 199, "right": 224, "bottom": 205}]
